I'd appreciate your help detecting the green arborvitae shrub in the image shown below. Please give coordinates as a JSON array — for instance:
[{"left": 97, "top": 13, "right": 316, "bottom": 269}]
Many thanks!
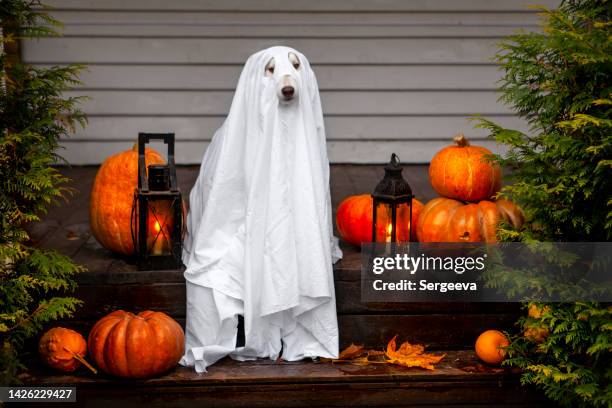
[
  {"left": 1, "top": 0, "right": 86, "bottom": 384},
  {"left": 477, "top": 1, "right": 611, "bottom": 407}
]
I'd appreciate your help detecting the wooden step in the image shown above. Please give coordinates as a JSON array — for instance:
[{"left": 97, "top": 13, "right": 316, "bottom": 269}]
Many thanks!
[
  {"left": 23, "top": 351, "right": 550, "bottom": 408},
  {"left": 53, "top": 239, "right": 519, "bottom": 350}
]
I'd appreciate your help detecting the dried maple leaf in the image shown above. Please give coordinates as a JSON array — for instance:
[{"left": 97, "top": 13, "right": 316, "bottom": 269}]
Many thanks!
[
  {"left": 385, "top": 336, "right": 446, "bottom": 370},
  {"left": 66, "top": 230, "right": 79, "bottom": 240},
  {"left": 460, "top": 365, "right": 505, "bottom": 374},
  {"left": 348, "top": 356, "right": 373, "bottom": 366},
  {"left": 386, "top": 336, "right": 424, "bottom": 358},
  {"left": 331, "top": 336, "right": 445, "bottom": 370},
  {"left": 338, "top": 343, "right": 365, "bottom": 360}
]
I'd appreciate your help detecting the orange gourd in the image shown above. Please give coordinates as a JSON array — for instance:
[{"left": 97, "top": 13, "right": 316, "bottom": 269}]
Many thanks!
[
  {"left": 90, "top": 144, "right": 165, "bottom": 255},
  {"left": 475, "top": 330, "right": 509, "bottom": 365},
  {"left": 416, "top": 197, "right": 523, "bottom": 243},
  {"left": 336, "top": 194, "right": 423, "bottom": 246},
  {"left": 524, "top": 304, "right": 550, "bottom": 343},
  {"left": 88, "top": 310, "right": 184, "bottom": 379},
  {"left": 429, "top": 134, "right": 501, "bottom": 202},
  {"left": 39, "top": 327, "right": 96, "bottom": 373}
]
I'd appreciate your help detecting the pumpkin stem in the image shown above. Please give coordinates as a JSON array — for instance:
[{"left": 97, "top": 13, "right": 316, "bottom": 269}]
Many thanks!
[
  {"left": 63, "top": 346, "right": 98, "bottom": 375},
  {"left": 453, "top": 133, "right": 470, "bottom": 147},
  {"left": 132, "top": 142, "right": 138, "bottom": 152}
]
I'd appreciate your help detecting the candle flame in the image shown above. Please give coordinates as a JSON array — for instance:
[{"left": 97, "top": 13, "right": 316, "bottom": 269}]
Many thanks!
[
  {"left": 386, "top": 222, "right": 393, "bottom": 243},
  {"left": 154, "top": 220, "right": 162, "bottom": 233}
]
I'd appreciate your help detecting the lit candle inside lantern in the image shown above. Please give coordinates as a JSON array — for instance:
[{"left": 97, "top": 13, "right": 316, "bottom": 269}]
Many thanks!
[
  {"left": 386, "top": 222, "right": 393, "bottom": 243},
  {"left": 151, "top": 220, "right": 166, "bottom": 255}
]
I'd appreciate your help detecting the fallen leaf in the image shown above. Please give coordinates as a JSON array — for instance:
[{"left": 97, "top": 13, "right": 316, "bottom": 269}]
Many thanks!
[
  {"left": 339, "top": 343, "right": 365, "bottom": 360},
  {"left": 366, "top": 349, "right": 386, "bottom": 358},
  {"left": 66, "top": 230, "right": 78, "bottom": 240},
  {"left": 386, "top": 335, "right": 424, "bottom": 358},
  {"left": 460, "top": 365, "right": 504, "bottom": 374},
  {"left": 331, "top": 336, "right": 445, "bottom": 370},
  {"left": 385, "top": 336, "right": 446, "bottom": 370}
]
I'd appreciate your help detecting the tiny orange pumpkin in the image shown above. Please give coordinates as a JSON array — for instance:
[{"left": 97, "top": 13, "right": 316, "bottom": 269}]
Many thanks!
[
  {"left": 475, "top": 330, "right": 509, "bottom": 365},
  {"left": 524, "top": 304, "right": 551, "bottom": 343}
]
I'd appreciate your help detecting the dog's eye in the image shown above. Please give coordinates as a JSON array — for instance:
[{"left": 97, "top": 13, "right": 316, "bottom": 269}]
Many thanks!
[
  {"left": 265, "top": 58, "right": 275, "bottom": 76},
  {"left": 289, "top": 52, "right": 300, "bottom": 70}
]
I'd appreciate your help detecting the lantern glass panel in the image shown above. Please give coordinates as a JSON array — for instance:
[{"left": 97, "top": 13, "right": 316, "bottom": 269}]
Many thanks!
[
  {"left": 146, "top": 198, "right": 176, "bottom": 256},
  {"left": 396, "top": 201, "right": 413, "bottom": 243},
  {"left": 374, "top": 201, "right": 395, "bottom": 243}
]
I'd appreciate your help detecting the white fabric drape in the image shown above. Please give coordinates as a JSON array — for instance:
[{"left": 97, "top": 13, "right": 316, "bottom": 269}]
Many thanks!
[{"left": 180, "top": 46, "right": 342, "bottom": 372}]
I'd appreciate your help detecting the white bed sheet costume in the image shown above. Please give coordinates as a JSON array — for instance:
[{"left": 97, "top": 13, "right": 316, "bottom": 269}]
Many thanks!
[{"left": 180, "top": 46, "right": 342, "bottom": 372}]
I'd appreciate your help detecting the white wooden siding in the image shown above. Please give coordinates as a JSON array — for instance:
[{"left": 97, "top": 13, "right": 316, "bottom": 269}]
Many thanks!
[{"left": 23, "top": 0, "right": 557, "bottom": 164}]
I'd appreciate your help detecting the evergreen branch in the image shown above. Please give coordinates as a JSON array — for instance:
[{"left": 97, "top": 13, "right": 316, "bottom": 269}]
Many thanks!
[{"left": 1, "top": 0, "right": 87, "bottom": 385}]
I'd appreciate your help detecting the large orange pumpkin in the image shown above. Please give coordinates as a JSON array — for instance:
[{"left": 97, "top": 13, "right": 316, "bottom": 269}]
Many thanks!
[
  {"left": 90, "top": 144, "right": 165, "bottom": 255},
  {"left": 429, "top": 134, "right": 501, "bottom": 202},
  {"left": 88, "top": 310, "right": 184, "bottom": 379},
  {"left": 416, "top": 197, "right": 523, "bottom": 243},
  {"left": 336, "top": 194, "right": 423, "bottom": 246}
]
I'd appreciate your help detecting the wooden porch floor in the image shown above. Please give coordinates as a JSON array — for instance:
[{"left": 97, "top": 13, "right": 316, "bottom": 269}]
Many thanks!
[
  {"left": 24, "top": 165, "right": 550, "bottom": 407},
  {"left": 24, "top": 351, "right": 546, "bottom": 408}
]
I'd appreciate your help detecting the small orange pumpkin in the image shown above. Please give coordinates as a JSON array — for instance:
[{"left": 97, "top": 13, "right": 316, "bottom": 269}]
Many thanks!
[
  {"left": 475, "top": 330, "right": 509, "bottom": 365},
  {"left": 416, "top": 197, "right": 523, "bottom": 243},
  {"left": 524, "top": 304, "right": 550, "bottom": 343},
  {"left": 90, "top": 144, "right": 165, "bottom": 255},
  {"left": 429, "top": 134, "right": 501, "bottom": 202},
  {"left": 88, "top": 310, "right": 184, "bottom": 379},
  {"left": 39, "top": 327, "right": 96, "bottom": 373},
  {"left": 336, "top": 194, "right": 423, "bottom": 246}
]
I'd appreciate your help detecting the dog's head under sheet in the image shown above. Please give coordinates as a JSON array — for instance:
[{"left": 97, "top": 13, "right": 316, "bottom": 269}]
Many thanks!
[
  {"left": 204, "top": 45, "right": 329, "bottom": 191},
  {"left": 240, "top": 46, "right": 312, "bottom": 105},
  {"left": 264, "top": 48, "right": 301, "bottom": 102},
  {"left": 230, "top": 46, "right": 319, "bottom": 113}
]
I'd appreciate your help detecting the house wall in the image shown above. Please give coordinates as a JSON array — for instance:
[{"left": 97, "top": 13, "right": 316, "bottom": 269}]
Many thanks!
[{"left": 21, "top": 0, "right": 558, "bottom": 164}]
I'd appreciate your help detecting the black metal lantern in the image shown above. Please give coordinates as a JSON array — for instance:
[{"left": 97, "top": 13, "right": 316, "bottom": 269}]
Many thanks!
[
  {"left": 372, "top": 153, "right": 415, "bottom": 243},
  {"left": 131, "top": 133, "right": 183, "bottom": 270}
]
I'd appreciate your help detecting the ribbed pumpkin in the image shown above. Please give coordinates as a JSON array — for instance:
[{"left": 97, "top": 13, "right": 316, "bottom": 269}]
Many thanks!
[
  {"left": 88, "top": 310, "right": 184, "bottom": 379},
  {"left": 39, "top": 327, "right": 92, "bottom": 373},
  {"left": 416, "top": 197, "right": 523, "bottom": 243},
  {"left": 336, "top": 194, "right": 423, "bottom": 246},
  {"left": 90, "top": 144, "right": 165, "bottom": 255},
  {"left": 429, "top": 134, "right": 501, "bottom": 202}
]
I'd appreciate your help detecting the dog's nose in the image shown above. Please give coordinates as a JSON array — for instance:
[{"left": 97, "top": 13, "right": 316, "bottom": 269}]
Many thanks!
[{"left": 282, "top": 86, "right": 295, "bottom": 98}]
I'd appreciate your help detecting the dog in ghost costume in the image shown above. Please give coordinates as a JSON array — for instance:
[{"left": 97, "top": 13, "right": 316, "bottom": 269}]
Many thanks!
[{"left": 180, "top": 46, "right": 342, "bottom": 372}]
